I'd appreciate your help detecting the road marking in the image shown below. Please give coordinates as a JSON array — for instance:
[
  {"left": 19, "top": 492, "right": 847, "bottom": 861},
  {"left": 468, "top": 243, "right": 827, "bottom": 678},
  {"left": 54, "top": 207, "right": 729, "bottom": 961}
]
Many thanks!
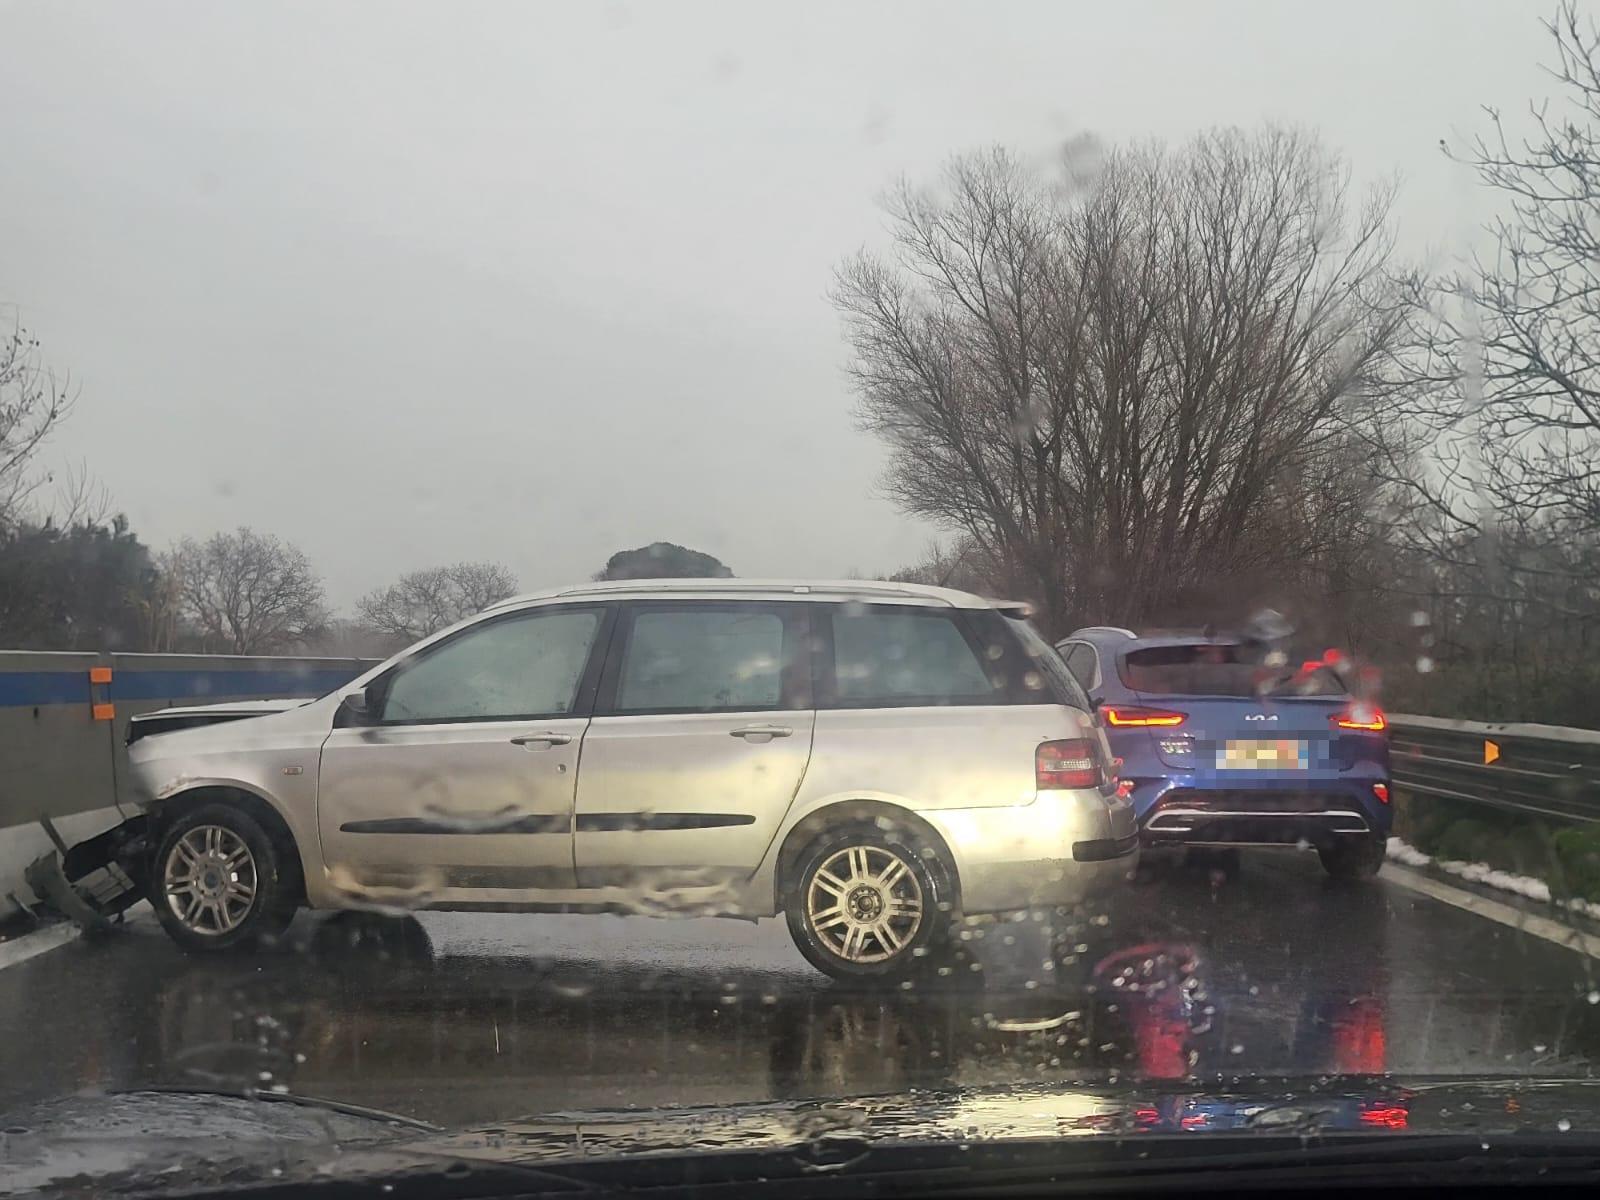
[
  {"left": 0, "top": 921, "right": 80, "bottom": 970},
  {"left": 1383, "top": 863, "right": 1600, "bottom": 958}
]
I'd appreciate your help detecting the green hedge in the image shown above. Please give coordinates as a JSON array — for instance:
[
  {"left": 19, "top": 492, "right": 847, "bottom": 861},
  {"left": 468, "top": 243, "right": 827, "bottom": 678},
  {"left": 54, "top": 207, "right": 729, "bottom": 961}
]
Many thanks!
[{"left": 1393, "top": 791, "right": 1600, "bottom": 904}]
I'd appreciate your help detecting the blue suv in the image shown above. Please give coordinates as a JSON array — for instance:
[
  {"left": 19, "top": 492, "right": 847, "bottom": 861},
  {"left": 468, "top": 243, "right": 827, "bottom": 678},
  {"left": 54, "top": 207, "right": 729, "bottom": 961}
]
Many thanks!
[{"left": 1054, "top": 628, "right": 1391, "bottom": 878}]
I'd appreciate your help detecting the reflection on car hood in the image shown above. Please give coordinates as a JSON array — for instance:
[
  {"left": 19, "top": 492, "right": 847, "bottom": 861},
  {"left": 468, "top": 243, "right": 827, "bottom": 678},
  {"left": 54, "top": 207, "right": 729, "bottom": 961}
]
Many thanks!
[
  {"left": 0, "top": 1089, "right": 430, "bottom": 1196},
  {"left": 8, "top": 1077, "right": 1600, "bottom": 1195},
  {"left": 417, "top": 1074, "right": 1600, "bottom": 1159}
]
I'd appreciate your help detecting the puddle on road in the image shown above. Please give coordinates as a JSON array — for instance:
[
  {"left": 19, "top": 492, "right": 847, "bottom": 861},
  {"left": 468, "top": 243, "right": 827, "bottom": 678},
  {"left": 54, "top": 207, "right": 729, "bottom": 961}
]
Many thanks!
[{"left": 8, "top": 854, "right": 1600, "bottom": 1128}]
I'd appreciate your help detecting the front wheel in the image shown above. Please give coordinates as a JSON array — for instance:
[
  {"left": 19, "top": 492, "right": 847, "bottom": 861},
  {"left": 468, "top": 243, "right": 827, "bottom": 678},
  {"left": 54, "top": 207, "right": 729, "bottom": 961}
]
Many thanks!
[
  {"left": 1318, "top": 836, "right": 1386, "bottom": 880},
  {"left": 784, "top": 823, "right": 952, "bottom": 982},
  {"left": 151, "top": 803, "right": 297, "bottom": 952}
]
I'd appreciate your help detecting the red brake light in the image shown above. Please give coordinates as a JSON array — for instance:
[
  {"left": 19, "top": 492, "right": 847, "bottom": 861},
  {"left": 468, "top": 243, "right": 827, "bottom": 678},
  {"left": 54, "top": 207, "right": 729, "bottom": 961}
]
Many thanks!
[
  {"left": 1331, "top": 706, "right": 1387, "bottom": 732},
  {"left": 1358, "top": 1103, "right": 1408, "bottom": 1130},
  {"left": 1373, "top": 783, "right": 1391, "bottom": 804},
  {"left": 1102, "top": 706, "right": 1187, "bottom": 728},
  {"left": 1037, "top": 738, "right": 1102, "bottom": 789}
]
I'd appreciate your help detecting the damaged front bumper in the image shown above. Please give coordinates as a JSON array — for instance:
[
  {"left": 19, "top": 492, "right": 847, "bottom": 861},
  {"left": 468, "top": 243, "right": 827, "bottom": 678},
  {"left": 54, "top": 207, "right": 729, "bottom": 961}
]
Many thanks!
[{"left": 25, "top": 814, "right": 152, "bottom": 933}]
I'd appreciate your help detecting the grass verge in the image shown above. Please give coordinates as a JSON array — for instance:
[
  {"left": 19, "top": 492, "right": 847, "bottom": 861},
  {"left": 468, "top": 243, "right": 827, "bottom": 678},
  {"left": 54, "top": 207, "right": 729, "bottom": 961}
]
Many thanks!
[{"left": 1393, "top": 790, "right": 1600, "bottom": 904}]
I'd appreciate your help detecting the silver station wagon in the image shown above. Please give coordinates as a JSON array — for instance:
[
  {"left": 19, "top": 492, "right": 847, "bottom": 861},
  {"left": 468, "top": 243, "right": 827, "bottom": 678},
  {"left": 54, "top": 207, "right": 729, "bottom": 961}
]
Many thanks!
[{"left": 127, "top": 580, "right": 1138, "bottom": 979}]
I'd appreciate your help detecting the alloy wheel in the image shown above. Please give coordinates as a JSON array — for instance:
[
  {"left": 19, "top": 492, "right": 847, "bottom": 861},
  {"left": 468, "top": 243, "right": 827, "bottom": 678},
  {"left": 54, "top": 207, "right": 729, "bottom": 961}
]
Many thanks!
[
  {"left": 163, "top": 824, "right": 258, "bottom": 935},
  {"left": 805, "top": 844, "right": 925, "bottom": 963}
]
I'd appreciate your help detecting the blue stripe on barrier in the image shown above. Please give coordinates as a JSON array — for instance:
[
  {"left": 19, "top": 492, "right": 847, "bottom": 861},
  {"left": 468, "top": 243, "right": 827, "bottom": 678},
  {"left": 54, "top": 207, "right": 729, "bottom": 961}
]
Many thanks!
[
  {"left": 110, "top": 669, "right": 365, "bottom": 702},
  {"left": 0, "top": 672, "right": 92, "bottom": 707},
  {"left": 0, "top": 667, "right": 368, "bottom": 708}
]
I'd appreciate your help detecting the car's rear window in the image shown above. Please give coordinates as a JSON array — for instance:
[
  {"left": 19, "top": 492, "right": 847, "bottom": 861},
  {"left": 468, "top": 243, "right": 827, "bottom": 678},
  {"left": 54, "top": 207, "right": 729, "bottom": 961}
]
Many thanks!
[
  {"left": 1004, "top": 614, "right": 1093, "bottom": 711},
  {"left": 1120, "top": 643, "right": 1346, "bottom": 697}
]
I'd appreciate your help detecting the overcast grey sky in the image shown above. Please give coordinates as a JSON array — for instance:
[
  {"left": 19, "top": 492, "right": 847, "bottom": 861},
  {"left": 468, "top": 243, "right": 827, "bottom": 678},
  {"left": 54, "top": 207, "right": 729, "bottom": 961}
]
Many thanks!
[{"left": 0, "top": 0, "right": 1578, "bottom": 607}]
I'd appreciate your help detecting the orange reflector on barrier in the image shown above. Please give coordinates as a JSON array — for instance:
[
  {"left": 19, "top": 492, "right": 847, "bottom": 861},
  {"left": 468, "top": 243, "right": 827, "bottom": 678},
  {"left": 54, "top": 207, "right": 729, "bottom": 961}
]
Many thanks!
[
  {"left": 1485, "top": 739, "right": 1501, "bottom": 765},
  {"left": 89, "top": 666, "right": 112, "bottom": 685},
  {"left": 91, "top": 703, "right": 115, "bottom": 721}
]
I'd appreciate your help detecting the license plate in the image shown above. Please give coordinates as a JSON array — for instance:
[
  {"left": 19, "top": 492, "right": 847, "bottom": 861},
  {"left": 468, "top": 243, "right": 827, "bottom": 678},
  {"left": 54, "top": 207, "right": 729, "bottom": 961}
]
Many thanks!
[{"left": 1219, "top": 739, "right": 1307, "bottom": 770}]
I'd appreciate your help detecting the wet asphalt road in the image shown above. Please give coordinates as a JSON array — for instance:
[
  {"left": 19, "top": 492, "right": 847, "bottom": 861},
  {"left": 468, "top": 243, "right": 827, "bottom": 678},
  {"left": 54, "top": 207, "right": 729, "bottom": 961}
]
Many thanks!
[{"left": 4, "top": 849, "right": 1600, "bottom": 1129}]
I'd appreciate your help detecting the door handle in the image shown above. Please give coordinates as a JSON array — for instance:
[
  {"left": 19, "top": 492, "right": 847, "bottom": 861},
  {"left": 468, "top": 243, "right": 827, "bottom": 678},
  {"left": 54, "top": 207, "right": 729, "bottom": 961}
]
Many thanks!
[
  {"left": 509, "top": 731, "right": 572, "bottom": 748},
  {"left": 730, "top": 724, "right": 793, "bottom": 741}
]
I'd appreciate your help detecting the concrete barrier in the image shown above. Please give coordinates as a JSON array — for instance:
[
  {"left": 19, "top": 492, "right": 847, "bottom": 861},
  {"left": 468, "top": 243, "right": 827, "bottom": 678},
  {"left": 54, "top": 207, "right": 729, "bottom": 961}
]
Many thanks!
[{"left": 0, "top": 651, "right": 376, "bottom": 917}]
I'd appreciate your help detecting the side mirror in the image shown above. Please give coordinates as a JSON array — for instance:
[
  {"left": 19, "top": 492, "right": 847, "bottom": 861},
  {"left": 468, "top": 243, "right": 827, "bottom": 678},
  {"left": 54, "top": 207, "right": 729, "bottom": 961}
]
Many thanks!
[{"left": 340, "top": 686, "right": 377, "bottom": 721}]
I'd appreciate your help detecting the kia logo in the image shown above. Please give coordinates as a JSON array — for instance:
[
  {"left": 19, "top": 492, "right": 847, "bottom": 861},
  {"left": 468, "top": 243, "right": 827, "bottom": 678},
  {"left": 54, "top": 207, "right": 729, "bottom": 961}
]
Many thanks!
[{"left": 1244, "top": 713, "right": 1279, "bottom": 722}]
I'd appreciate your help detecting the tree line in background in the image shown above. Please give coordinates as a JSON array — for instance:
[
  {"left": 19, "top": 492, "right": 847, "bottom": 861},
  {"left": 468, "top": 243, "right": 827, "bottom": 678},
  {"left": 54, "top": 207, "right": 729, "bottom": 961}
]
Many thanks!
[
  {"left": 852, "top": 3, "right": 1600, "bottom": 725},
  {"left": 4, "top": 5, "right": 1598, "bottom": 724},
  {"left": 0, "top": 294, "right": 738, "bottom": 655},
  {"left": 0, "top": 507, "right": 732, "bottom": 659}
]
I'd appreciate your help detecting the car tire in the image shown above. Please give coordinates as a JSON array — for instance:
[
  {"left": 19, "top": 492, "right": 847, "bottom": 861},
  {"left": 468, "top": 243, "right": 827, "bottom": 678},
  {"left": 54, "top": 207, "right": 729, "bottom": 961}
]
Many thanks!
[
  {"left": 151, "top": 803, "right": 298, "bottom": 952},
  {"left": 1318, "top": 836, "right": 1386, "bottom": 880},
  {"left": 784, "top": 821, "right": 953, "bottom": 983}
]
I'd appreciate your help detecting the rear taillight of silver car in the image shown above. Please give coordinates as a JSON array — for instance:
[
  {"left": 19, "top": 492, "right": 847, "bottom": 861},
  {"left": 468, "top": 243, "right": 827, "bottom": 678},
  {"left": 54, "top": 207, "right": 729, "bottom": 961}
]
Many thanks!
[{"left": 1036, "top": 738, "right": 1104, "bottom": 789}]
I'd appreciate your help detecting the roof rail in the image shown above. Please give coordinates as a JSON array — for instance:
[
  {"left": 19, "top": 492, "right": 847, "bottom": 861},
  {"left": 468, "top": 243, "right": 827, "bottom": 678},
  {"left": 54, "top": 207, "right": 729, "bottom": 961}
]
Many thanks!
[
  {"left": 485, "top": 578, "right": 993, "bottom": 611},
  {"left": 1068, "top": 625, "right": 1138, "bottom": 639}
]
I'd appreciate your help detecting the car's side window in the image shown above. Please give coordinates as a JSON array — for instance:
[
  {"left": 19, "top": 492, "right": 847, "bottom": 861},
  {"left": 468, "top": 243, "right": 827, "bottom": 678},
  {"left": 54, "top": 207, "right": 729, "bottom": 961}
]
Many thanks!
[
  {"left": 825, "top": 606, "right": 999, "bottom": 707},
  {"left": 1064, "top": 643, "right": 1100, "bottom": 690},
  {"left": 378, "top": 607, "right": 602, "bottom": 724},
  {"left": 610, "top": 604, "right": 792, "bottom": 714}
]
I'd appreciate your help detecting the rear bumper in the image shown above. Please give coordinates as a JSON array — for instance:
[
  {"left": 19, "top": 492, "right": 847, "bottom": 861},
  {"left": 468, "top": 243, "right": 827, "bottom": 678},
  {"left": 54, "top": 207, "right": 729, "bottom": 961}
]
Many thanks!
[
  {"left": 1133, "top": 779, "right": 1391, "bottom": 847},
  {"left": 923, "top": 789, "right": 1139, "bottom": 915}
]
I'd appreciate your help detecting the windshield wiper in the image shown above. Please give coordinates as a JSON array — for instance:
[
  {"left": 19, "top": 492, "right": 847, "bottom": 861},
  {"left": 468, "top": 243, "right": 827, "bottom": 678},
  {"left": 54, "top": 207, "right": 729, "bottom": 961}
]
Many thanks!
[{"left": 110, "top": 1085, "right": 439, "bottom": 1134}]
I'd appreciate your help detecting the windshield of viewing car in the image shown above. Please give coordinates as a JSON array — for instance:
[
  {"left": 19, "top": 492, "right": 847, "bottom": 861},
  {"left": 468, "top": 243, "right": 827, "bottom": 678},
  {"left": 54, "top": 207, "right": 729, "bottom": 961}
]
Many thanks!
[{"left": 6, "top": 1, "right": 1600, "bottom": 1194}]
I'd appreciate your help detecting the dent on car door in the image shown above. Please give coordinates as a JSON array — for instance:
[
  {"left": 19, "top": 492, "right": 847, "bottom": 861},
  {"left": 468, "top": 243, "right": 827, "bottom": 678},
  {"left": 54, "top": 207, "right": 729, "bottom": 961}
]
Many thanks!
[
  {"left": 316, "top": 604, "right": 611, "bottom": 898},
  {"left": 572, "top": 601, "right": 816, "bottom": 897}
]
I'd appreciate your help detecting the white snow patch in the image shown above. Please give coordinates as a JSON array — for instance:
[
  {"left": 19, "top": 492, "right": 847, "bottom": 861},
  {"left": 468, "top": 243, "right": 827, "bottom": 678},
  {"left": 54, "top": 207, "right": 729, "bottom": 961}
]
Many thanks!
[
  {"left": 1386, "top": 837, "right": 1432, "bottom": 868},
  {"left": 1386, "top": 837, "right": 1600, "bottom": 920}
]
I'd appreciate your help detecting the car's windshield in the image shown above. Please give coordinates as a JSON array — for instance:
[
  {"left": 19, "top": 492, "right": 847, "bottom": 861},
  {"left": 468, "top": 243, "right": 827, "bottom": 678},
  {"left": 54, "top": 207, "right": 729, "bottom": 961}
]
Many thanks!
[{"left": 6, "top": 2, "right": 1600, "bottom": 1195}]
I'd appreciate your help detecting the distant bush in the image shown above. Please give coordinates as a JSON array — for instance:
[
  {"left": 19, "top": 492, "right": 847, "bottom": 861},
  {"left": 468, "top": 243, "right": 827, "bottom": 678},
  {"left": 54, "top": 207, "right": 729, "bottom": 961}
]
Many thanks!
[
  {"left": 1397, "top": 791, "right": 1600, "bottom": 904},
  {"left": 1553, "top": 827, "right": 1600, "bottom": 903}
]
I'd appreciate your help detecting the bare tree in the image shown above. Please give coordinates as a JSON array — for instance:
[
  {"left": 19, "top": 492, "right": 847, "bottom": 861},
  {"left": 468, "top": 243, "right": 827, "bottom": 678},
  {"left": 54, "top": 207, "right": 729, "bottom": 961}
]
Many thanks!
[
  {"left": 356, "top": 561, "right": 518, "bottom": 642},
  {"left": 0, "top": 317, "right": 73, "bottom": 530},
  {"left": 1406, "top": 2, "right": 1600, "bottom": 539},
  {"left": 880, "top": 538, "right": 1011, "bottom": 595},
  {"left": 134, "top": 547, "right": 187, "bottom": 652},
  {"left": 47, "top": 461, "right": 112, "bottom": 529},
  {"left": 835, "top": 129, "right": 1409, "bottom": 635},
  {"left": 175, "top": 528, "right": 328, "bottom": 654}
]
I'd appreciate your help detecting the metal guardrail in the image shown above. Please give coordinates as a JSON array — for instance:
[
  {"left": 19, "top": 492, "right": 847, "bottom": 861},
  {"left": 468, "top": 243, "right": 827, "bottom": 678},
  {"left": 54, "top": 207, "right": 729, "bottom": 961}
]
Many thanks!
[{"left": 1389, "top": 714, "right": 1600, "bottom": 824}]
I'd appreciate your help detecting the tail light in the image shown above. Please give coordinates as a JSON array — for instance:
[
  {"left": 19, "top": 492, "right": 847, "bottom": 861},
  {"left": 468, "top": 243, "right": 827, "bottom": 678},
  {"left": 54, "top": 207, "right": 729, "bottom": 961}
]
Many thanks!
[
  {"left": 1373, "top": 783, "right": 1390, "bottom": 804},
  {"left": 1037, "top": 739, "right": 1103, "bottom": 789},
  {"left": 1102, "top": 705, "right": 1187, "bottom": 728},
  {"left": 1331, "top": 706, "right": 1387, "bottom": 732},
  {"left": 1358, "top": 1103, "right": 1408, "bottom": 1130}
]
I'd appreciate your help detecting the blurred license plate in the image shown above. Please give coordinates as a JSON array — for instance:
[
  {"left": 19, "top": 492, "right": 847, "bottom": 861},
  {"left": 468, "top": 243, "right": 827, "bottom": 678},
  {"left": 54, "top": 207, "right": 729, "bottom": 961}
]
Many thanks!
[{"left": 1219, "top": 740, "right": 1307, "bottom": 769}]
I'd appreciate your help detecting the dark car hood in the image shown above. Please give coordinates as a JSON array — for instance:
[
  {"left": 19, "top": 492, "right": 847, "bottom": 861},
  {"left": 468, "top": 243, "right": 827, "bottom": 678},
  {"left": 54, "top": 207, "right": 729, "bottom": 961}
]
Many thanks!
[{"left": 7, "top": 1076, "right": 1600, "bottom": 1196}]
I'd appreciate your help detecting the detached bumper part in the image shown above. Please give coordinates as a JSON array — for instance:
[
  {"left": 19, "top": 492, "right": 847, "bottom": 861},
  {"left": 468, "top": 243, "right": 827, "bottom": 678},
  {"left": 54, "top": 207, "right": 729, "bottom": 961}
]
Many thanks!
[{"left": 24, "top": 815, "right": 150, "bottom": 933}]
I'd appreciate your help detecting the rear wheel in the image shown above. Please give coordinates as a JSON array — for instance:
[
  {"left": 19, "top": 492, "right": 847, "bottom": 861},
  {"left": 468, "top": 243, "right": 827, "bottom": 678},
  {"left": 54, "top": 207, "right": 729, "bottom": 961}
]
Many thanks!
[
  {"left": 784, "top": 822, "right": 952, "bottom": 982},
  {"left": 151, "top": 803, "right": 298, "bottom": 952},
  {"left": 1318, "top": 836, "right": 1386, "bottom": 880}
]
